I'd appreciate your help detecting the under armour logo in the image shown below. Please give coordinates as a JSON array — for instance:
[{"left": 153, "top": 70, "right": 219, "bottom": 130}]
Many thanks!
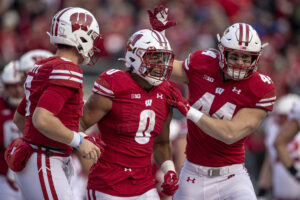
[
  {"left": 215, "top": 88, "right": 224, "bottom": 95},
  {"left": 157, "top": 93, "right": 163, "bottom": 99},
  {"left": 124, "top": 168, "right": 132, "bottom": 172},
  {"left": 186, "top": 176, "right": 196, "bottom": 183},
  {"left": 145, "top": 99, "right": 152, "bottom": 107},
  {"left": 232, "top": 87, "right": 241, "bottom": 95}
]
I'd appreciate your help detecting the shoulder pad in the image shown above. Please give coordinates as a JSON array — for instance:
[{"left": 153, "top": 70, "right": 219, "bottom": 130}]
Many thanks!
[
  {"left": 48, "top": 62, "right": 83, "bottom": 89},
  {"left": 251, "top": 73, "right": 276, "bottom": 111},
  {"left": 92, "top": 69, "right": 122, "bottom": 98}
]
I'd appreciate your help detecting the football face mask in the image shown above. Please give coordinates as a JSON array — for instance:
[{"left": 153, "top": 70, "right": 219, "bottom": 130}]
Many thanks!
[{"left": 141, "top": 50, "right": 174, "bottom": 83}]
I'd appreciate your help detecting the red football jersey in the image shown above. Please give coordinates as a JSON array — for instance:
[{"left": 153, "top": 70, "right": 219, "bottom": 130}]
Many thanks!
[
  {"left": 22, "top": 57, "right": 83, "bottom": 155},
  {"left": 88, "top": 69, "right": 172, "bottom": 195},
  {"left": 183, "top": 50, "right": 276, "bottom": 167},
  {"left": 0, "top": 98, "right": 22, "bottom": 175}
]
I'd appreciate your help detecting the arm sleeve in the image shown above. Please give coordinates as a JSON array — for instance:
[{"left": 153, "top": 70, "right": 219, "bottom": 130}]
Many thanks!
[
  {"left": 48, "top": 63, "right": 83, "bottom": 89},
  {"left": 16, "top": 97, "right": 26, "bottom": 116},
  {"left": 92, "top": 74, "right": 114, "bottom": 98},
  {"left": 37, "top": 85, "right": 75, "bottom": 115},
  {"left": 183, "top": 50, "right": 217, "bottom": 75},
  {"left": 255, "top": 89, "right": 276, "bottom": 111}
]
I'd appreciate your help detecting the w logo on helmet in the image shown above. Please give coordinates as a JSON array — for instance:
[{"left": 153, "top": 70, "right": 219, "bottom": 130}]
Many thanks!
[{"left": 70, "top": 13, "right": 93, "bottom": 32}]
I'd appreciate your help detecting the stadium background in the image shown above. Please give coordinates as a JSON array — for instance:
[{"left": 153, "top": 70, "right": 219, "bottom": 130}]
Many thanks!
[{"left": 0, "top": 0, "right": 299, "bottom": 195}]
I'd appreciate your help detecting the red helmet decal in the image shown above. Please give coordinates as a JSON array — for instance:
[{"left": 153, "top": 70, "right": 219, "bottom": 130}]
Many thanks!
[
  {"left": 131, "top": 34, "right": 143, "bottom": 46},
  {"left": 238, "top": 23, "right": 250, "bottom": 47},
  {"left": 70, "top": 13, "right": 93, "bottom": 32},
  {"left": 127, "top": 34, "right": 143, "bottom": 51},
  {"left": 238, "top": 23, "right": 243, "bottom": 46}
]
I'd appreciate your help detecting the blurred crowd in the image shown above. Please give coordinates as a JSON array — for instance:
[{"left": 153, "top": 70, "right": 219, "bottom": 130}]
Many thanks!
[
  {"left": 0, "top": 0, "right": 300, "bottom": 197},
  {"left": 0, "top": 0, "right": 299, "bottom": 97}
]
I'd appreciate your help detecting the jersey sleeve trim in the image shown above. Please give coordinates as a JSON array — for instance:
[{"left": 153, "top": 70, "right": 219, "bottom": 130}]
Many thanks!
[
  {"left": 258, "top": 96, "right": 276, "bottom": 102},
  {"left": 183, "top": 53, "right": 191, "bottom": 71},
  {"left": 49, "top": 69, "right": 83, "bottom": 84},
  {"left": 255, "top": 96, "right": 276, "bottom": 108},
  {"left": 93, "top": 82, "right": 114, "bottom": 98}
]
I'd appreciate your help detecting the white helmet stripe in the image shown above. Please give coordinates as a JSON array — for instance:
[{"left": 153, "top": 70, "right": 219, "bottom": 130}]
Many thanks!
[
  {"left": 238, "top": 23, "right": 243, "bottom": 45},
  {"left": 152, "top": 30, "right": 163, "bottom": 47},
  {"left": 158, "top": 31, "right": 168, "bottom": 48}
]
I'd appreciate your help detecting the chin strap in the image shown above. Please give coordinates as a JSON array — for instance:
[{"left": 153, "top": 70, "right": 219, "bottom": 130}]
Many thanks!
[
  {"left": 261, "top": 43, "right": 269, "bottom": 49},
  {"left": 217, "top": 34, "right": 221, "bottom": 42},
  {"left": 117, "top": 58, "right": 132, "bottom": 67}
]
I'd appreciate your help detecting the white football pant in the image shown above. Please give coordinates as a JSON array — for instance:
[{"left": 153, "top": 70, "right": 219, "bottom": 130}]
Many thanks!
[
  {"left": 86, "top": 188, "right": 160, "bottom": 200},
  {"left": 174, "top": 159, "right": 257, "bottom": 200},
  {"left": 15, "top": 151, "right": 74, "bottom": 200}
]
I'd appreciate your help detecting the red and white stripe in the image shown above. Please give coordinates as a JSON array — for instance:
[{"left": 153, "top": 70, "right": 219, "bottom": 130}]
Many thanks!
[
  {"left": 49, "top": 69, "right": 83, "bottom": 84},
  {"left": 152, "top": 30, "right": 168, "bottom": 49},
  {"left": 93, "top": 82, "right": 114, "bottom": 98},
  {"left": 256, "top": 96, "right": 276, "bottom": 107},
  {"left": 184, "top": 53, "right": 191, "bottom": 71},
  {"left": 87, "top": 189, "right": 97, "bottom": 200},
  {"left": 51, "top": 7, "right": 72, "bottom": 36},
  {"left": 37, "top": 152, "right": 58, "bottom": 200},
  {"left": 238, "top": 23, "right": 250, "bottom": 46}
]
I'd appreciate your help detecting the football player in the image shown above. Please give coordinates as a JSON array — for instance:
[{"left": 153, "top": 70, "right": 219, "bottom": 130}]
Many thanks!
[
  {"left": 80, "top": 29, "right": 179, "bottom": 199},
  {"left": 0, "top": 61, "right": 23, "bottom": 199},
  {"left": 18, "top": 49, "right": 53, "bottom": 82},
  {"left": 257, "top": 94, "right": 300, "bottom": 199},
  {"left": 275, "top": 96, "right": 300, "bottom": 187},
  {"left": 148, "top": 5, "right": 276, "bottom": 200},
  {"left": 10, "top": 7, "right": 104, "bottom": 199}
]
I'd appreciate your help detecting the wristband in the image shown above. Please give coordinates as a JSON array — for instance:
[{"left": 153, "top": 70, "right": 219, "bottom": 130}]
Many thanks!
[
  {"left": 77, "top": 135, "right": 83, "bottom": 149},
  {"left": 187, "top": 107, "right": 203, "bottom": 123},
  {"left": 161, "top": 160, "right": 175, "bottom": 174},
  {"left": 69, "top": 131, "right": 83, "bottom": 149}
]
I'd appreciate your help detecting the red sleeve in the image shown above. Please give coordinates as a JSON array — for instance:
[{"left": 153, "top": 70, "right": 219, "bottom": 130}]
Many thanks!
[
  {"left": 92, "top": 73, "right": 114, "bottom": 98},
  {"left": 37, "top": 85, "right": 75, "bottom": 115},
  {"left": 48, "top": 63, "right": 83, "bottom": 90},
  {"left": 251, "top": 74, "right": 276, "bottom": 111},
  {"left": 16, "top": 97, "right": 26, "bottom": 116},
  {"left": 255, "top": 88, "right": 276, "bottom": 111}
]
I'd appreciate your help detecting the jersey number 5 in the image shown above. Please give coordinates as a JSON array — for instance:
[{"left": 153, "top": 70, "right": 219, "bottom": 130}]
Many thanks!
[{"left": 24, "top": 75, "right": 33, "bottom": 116}]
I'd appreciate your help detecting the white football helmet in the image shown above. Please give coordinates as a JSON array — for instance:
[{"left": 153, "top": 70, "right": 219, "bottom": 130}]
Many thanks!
[
  {"left": 19, "top": 49, "right": 53, "bottom": 73},
  {"left": 1, "top": 61, "right": 24, "bottom": 107},
  {"left": 124, "top": 29, "right": 174, "bottom": 86},
  {"left": 217, "top": 23, "right": 266, "bottom": 80},
  {"left": 1, "top": 61, "right": 22, "bottom": 84},
  {"left": 48, "top": 7, "right": 103, "bottom": 65},
  {"left": 274, "top": 94, "right": 300, "bottom": 115}
]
